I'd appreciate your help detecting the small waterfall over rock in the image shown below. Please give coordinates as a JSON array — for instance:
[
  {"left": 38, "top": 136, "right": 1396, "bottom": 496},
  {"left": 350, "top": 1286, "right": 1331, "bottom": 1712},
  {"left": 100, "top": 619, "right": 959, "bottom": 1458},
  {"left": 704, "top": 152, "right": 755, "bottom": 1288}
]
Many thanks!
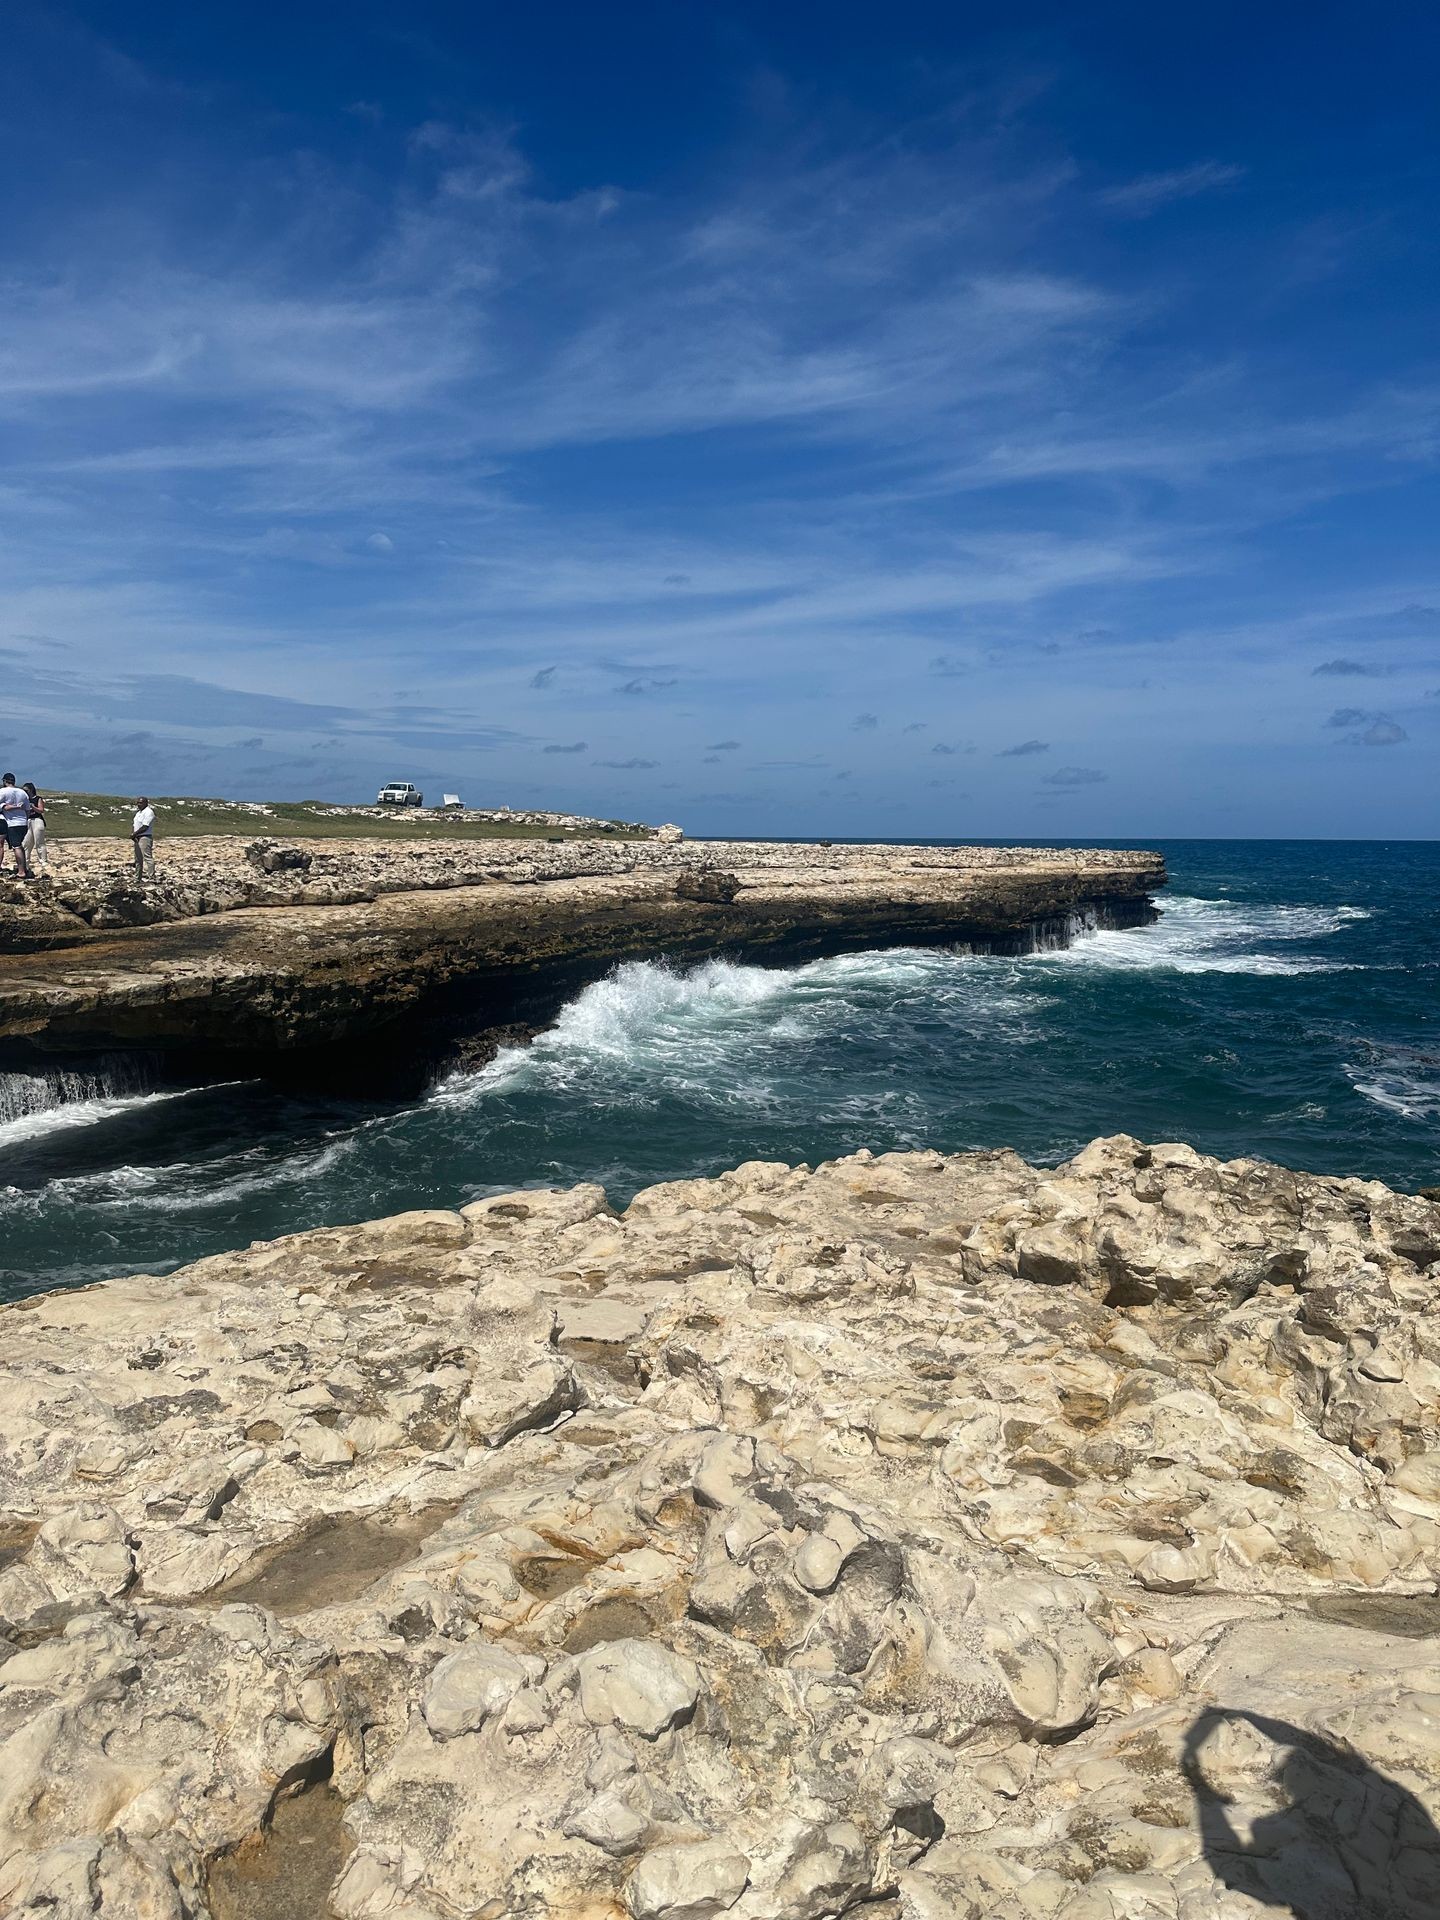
[
  {"left": 945, "top": 903, "right": 1148, "bottom": 961},
  {"left": 1023, "top": 907, "right": 1102, "bottom": 954},
  {"left": 0, "top": 1056, "right": 161, "bottom": 1127}
]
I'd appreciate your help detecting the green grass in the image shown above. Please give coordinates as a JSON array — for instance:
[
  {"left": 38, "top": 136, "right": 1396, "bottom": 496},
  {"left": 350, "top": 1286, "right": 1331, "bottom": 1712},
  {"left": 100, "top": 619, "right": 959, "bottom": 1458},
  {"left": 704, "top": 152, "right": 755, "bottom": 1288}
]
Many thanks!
[{"left": 42, "top": 791, "right": 651, "bottom": 843}]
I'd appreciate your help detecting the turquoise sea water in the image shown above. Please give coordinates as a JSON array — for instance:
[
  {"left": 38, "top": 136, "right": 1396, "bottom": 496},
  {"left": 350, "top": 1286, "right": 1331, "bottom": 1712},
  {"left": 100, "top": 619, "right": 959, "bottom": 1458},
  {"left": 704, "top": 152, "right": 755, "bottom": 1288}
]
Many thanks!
[{"left": 1, "top": 840, "right": 1436, "bottom": 1298}]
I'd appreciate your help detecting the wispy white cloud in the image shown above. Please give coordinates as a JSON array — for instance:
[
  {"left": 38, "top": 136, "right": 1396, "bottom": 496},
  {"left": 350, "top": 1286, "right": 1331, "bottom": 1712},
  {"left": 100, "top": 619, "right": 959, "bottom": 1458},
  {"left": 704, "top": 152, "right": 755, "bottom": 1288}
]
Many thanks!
[{"left": 1100, "top": 161, "right": 1246, "bottom": 217}]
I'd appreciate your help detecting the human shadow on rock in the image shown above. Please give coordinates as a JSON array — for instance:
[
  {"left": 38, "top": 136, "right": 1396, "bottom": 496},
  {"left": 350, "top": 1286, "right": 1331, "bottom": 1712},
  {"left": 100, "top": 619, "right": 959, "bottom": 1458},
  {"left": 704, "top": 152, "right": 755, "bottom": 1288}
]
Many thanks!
[{"left": 1183, "top": 1707, "right": 1440, "bottom": 1919}]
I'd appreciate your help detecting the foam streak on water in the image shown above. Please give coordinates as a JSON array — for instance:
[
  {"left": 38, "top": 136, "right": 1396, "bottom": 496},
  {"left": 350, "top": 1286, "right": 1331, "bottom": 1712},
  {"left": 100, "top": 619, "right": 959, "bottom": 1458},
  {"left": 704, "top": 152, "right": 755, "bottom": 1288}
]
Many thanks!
[
  {"left": 1346, "top": 1047, "right": 1440, "bottom": 1121},
  {"left": 0, "top": 840, "right": 1435, "bottom": 1298},
  {"left": 0, "top": 1088, "right": 192, "bottom": 1148}
]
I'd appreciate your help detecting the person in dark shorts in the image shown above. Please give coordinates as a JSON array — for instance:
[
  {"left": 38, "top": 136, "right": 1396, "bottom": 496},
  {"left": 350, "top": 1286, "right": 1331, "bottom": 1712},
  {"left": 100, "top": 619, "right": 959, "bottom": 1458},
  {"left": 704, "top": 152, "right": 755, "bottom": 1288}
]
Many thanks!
[{"left": 0, "top": 773, "right": 32, "bottom": 878}]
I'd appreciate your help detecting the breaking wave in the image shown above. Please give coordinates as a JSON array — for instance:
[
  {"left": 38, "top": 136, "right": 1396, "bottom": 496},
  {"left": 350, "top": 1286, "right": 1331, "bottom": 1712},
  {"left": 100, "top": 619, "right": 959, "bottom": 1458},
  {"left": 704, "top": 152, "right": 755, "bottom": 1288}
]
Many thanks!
[
  {"left": 1033, "top": 895, "right": 1370, "bottom": 975},
  {"left": 429, "top": 893, "right": 1375, "bottom": 1114},
  {"left": 429, "top": 948, "right": 1056, "bottom": 1114}
]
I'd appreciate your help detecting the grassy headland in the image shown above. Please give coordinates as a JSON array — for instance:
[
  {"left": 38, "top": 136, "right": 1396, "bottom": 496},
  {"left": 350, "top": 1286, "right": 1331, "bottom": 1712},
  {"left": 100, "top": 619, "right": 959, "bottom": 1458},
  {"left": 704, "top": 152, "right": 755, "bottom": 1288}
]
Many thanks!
[{"left": 41, "top": 791, "right": 651, "bottom": 843}]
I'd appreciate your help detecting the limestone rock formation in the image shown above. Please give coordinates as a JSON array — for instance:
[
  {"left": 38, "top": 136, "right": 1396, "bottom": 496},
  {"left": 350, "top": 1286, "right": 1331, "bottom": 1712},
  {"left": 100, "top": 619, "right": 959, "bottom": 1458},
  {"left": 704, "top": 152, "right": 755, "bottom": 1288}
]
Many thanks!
[
  {"left": 0, "top": 840, "right": 1163, "bottom": 1062},
  {"left": 674, "top": 868, "right": 741, "bottom": 904},
  {"left": 243, "top": 838, "right": 314, "bottom": 876},
  {"left": 2, "top": 1136, "right": 1437, "bottom": 1917}
]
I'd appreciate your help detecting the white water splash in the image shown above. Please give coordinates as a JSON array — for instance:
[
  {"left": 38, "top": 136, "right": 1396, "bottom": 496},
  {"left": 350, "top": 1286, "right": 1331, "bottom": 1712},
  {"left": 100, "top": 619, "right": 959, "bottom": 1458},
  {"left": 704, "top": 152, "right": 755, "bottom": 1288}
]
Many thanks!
[
  {"left": 1033, "top": 895, "right": 1370, "bottom": 976},
  {"left": 0, "top": 1088, "right": 195, "bottom": 1148},
  {"left": 0, "top": 1063, "right": 153, "bottom": 1125},
  {"left": 428, "top": 948, "right": 1052, "bottom": 1112}
]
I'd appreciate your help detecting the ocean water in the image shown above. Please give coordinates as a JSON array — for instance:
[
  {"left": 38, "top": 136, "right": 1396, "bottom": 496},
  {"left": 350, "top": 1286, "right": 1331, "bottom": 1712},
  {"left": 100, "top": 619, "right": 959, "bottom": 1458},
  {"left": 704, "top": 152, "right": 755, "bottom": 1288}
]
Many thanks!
[{"left": 1, "top": 839, "right": 1435, "bottom": 1299}]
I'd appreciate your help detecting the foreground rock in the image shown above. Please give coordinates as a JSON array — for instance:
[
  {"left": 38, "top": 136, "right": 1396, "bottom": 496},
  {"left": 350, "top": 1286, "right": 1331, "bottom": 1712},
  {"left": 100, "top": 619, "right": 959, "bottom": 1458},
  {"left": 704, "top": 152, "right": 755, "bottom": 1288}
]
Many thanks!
[
  {"left": 2, "top": 1136, "right": 1437, "bottom": 1917},
  {"left": 0, "top": 840, "right": 1163, "bottom": 1066}
]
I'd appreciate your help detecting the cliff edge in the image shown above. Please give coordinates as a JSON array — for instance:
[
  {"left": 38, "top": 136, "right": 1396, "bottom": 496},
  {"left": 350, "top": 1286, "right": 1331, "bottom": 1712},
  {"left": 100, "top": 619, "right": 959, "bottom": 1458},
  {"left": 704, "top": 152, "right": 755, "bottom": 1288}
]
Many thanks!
[{"left": 0, "top": 838, "right": 1165, "bottom": 1069}]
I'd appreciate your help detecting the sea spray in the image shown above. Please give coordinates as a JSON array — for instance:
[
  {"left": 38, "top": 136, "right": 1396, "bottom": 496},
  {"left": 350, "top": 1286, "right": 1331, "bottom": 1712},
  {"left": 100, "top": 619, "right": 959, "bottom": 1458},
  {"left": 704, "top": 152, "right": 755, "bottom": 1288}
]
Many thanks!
[{"left": 1034, "top": 895, "right": 1372, "bottom": 976}]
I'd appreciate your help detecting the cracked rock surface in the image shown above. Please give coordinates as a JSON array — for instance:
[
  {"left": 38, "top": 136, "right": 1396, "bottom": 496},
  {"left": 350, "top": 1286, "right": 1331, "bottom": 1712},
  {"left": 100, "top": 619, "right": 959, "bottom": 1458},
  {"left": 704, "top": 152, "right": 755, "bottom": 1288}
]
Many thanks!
[
  {"left": 1, "top": 1135, "right": 1438, "bottom": 1917},
  {"left": 0, "top": 837, "right": 1162, "bottom": 941}
]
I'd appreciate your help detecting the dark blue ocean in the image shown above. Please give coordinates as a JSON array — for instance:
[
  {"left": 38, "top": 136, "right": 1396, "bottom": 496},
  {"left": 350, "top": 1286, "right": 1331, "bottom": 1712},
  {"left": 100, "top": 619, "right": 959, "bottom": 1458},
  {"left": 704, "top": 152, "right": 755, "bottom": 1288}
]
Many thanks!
[{"left": 1, "top": 840, "right": 1436, "bottom": 1298}]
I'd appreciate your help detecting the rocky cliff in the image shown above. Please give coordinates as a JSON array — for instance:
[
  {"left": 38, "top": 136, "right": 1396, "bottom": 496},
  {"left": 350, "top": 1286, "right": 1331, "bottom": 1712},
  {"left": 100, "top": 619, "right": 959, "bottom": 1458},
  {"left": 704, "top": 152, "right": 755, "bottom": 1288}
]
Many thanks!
[
  {"left": 0, "top": 839, "right": 1164, "bottom": 1073},
  {"left": 2, "top": 1135, "right": 1438, "bottom": 1918}
]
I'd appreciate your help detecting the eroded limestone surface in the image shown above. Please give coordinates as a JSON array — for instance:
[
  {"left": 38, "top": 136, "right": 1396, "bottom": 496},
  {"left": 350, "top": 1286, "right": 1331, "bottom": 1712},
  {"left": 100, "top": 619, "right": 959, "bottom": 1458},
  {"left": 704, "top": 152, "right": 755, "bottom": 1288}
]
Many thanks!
[
  {"left": 0, "top": 837, "right": 1161, "bottom": 940},
  {"left": 1, "top": 1136, "right": 1438, "bottom": 1917}
]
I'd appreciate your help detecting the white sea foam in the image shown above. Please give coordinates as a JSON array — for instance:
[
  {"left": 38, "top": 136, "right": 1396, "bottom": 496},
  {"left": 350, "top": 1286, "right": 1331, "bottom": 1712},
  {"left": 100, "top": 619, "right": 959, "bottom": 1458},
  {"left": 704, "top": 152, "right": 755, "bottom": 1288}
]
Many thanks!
[
  {"left": 1346, "top": 1049, "right": 1440, "bottom": 1121},
  {"left": 0, "top": 1128, "right": 365, "bottom": 1216},
  {"left": 0, "top": 1088, "right": 194, "bottom": 1148},
  {"left": 109, "top": 1136, "right": 363, "bottom": 1210},
  {"left": 1032, "top": 896, "right": 1369, "bottom": 976},
  {"left": 428, "top": 948, "right": 1050, "bottom": 1114}
]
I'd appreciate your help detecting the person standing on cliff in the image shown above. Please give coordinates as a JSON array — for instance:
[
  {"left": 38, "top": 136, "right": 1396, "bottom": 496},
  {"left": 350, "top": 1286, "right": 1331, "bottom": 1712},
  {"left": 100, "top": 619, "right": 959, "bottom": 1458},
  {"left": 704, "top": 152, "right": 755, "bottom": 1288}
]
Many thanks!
[
  {"left": 131, "top": 796, "right": 156, "bottom": 882},
  {"left": 22, "top": 784, "right": 48, "bottom": 876},
  {"left": 0, "top": 773, "right": 33, "bottom": 879}
]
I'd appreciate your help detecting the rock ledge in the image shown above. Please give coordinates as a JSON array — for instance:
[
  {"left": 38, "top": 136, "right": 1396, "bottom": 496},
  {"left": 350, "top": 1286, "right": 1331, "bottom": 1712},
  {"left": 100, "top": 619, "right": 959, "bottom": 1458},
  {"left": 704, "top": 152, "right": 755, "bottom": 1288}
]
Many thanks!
[{"left": 0, "top": 839, "right": 1165, "bottom": 1071}]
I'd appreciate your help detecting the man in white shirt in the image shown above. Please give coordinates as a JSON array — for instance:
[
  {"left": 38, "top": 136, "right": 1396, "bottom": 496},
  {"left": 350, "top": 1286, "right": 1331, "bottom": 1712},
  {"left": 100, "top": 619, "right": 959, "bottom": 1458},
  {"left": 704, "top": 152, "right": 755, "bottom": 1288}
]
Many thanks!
[
  {"left": 0, "top": 773, "right": 32, "bottom": 879},
  {"left": 132, "top": 797, "right": 156, "bottom": 881}
]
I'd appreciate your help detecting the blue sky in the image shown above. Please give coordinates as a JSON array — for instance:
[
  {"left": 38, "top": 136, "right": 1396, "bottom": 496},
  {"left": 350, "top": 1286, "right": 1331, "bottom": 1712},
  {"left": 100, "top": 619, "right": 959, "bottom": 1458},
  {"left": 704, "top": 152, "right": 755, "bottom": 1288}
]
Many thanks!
[{"left": 2, "top": 2, "right": 1437, "bottom": 836}]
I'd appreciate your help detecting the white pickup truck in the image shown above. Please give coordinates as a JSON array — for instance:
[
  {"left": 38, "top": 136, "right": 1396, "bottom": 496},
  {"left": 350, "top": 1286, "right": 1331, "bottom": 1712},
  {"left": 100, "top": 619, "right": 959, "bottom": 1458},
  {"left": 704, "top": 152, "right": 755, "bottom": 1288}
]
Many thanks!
[{"left": 376, "top": 781, "right": 424, "bottom": 807}]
